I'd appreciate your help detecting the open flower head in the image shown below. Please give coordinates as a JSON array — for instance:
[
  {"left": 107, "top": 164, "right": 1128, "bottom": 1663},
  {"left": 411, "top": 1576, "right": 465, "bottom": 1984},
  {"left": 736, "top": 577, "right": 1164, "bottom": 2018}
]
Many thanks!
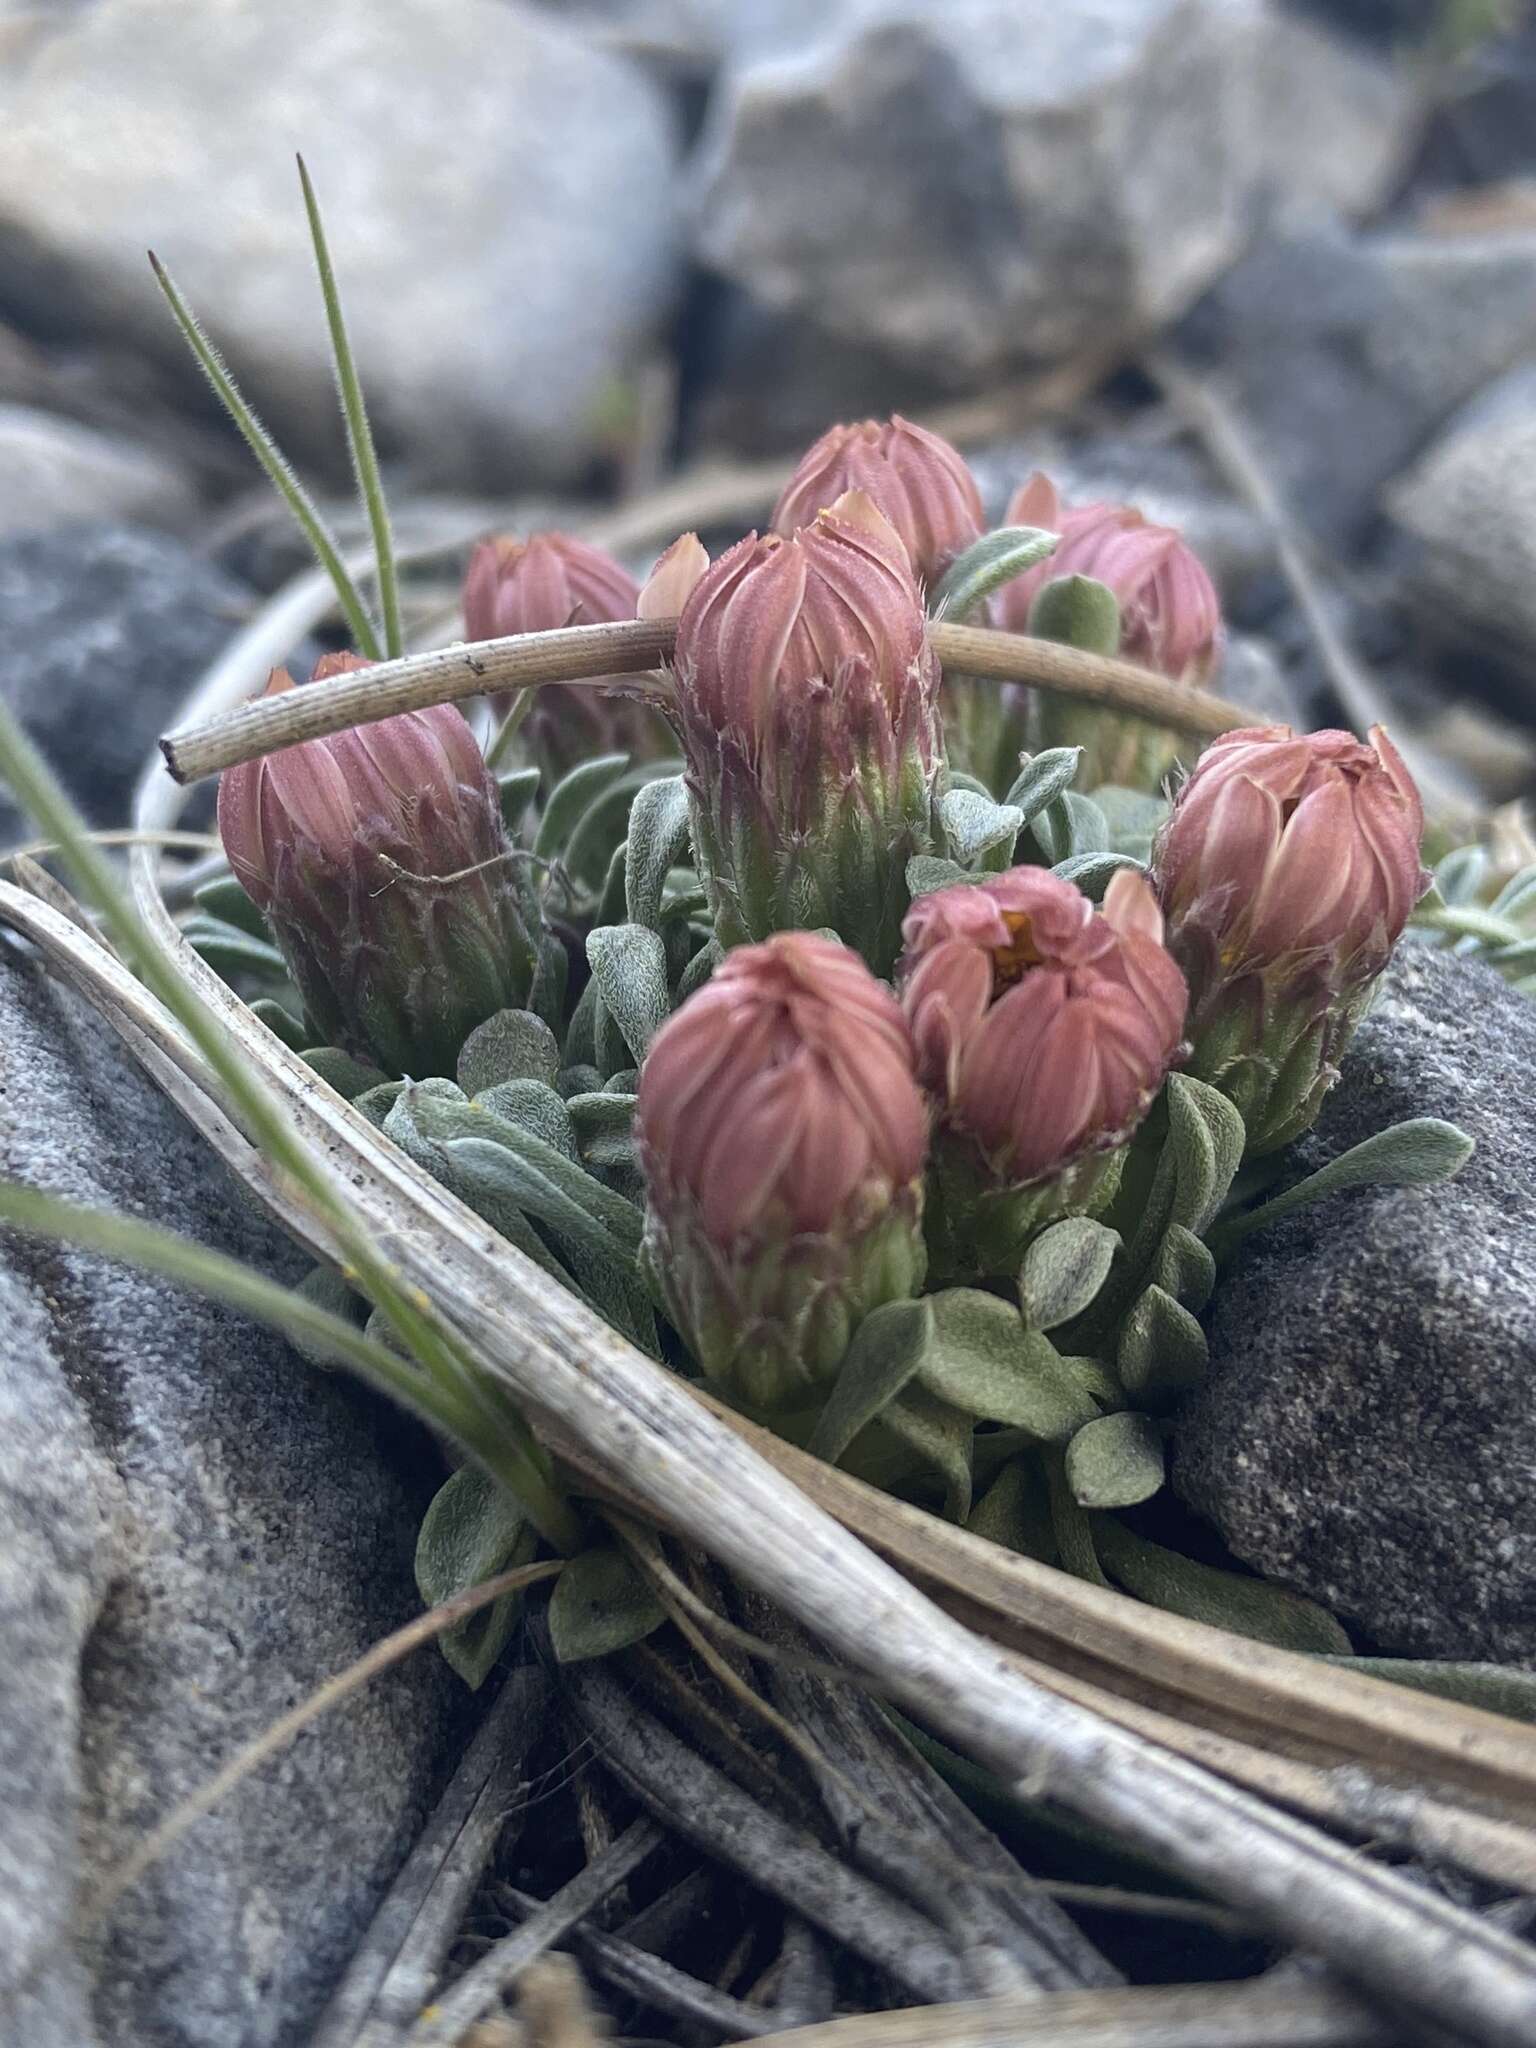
[{"left": 900, "top": 866, "right": 1187, "bottom": 1189}]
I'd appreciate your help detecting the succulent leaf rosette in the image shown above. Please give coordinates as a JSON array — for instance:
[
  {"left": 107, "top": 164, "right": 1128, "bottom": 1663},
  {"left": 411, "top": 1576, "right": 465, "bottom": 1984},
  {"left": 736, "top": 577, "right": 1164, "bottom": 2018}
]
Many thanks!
[
  {"left": 651, "top": 491, "right": 943, "bottom": 978},
  {"left": 636, "top": 932, "right": 929, "bottom": 1410},
  {"left": 899, "top": 866, "right": 1188, "bottom": 1280},
  {"left": 1152, "top": 723, "right": 1429, "bottom": 1152},
  {"left": 218, "top": 653, "right": 543, "bottom": 1078}
]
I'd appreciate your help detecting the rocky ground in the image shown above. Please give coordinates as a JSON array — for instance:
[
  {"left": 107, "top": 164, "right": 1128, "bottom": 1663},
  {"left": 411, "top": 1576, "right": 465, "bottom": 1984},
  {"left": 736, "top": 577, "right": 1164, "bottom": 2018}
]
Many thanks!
[{"left": 3, "top": 0, "right": 1536, "bottom": 2043}]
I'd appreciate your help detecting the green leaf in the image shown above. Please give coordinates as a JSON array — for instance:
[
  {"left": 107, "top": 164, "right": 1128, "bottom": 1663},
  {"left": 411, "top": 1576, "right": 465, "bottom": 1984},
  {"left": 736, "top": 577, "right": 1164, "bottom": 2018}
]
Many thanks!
[
  {"left": 1150, "top": 1223, "right": 1216, "bottom": 1314},
  {"left": 415, "top": 1465, "right": 536, "bottom": 1689},
  {"left": 300, "top": 1046, "right": 389, "bottom": 1101},
  {"left": 1319, "top": 1656, "right": 1536, "bottom": 1726},
  {"left": 191, "top": 873, "right": 268, "bottom": 941},
  {"left": 547, "top": 1545, "right": 666, "bottom": 1664},
  {"left": 676, "top": 937, "right": 721, "bottom": 1001},
  {"left": 1214, "top": 1117, "right": 1476, "bottom": 1254},
  {"left": 875, "top": 1387, "right": 975, "bottom": 1522},
  {"left": 919, "top": 1289, "right": 1099, "bottom": 1438},
  {"left": 905, "top": 854, "right": 973, "bottom": 899},
  {"left": 472, "top": 1080, "right": 579, "bottom": 1161},
  {"left": 1432, "top": 844, "right": 1488, "bottom": 907},
  {"left": 181, "top": 916, "right": 290, "bottom": 982},
  {"left": 940, "top": 788, "right": 1024, "bottom": 870},
  {"left": 1027, "top": 574, "right": 1120, "bottom": 655},
  {"left": 967, "top": 1455, "right": 1055, "bottom": 1562},
  {"left": 625, "top": 776, "right": 692, "bottom": 930},
  {"left": 248, "top": 996, "right": 309, "bottom": 1051},
  {"left": 564, "top": 763, "right": 680, "bottom": 892},
  {"left": 457, "top": 1008, "right": 561, "bottom": 1095},
  {"left": 1002, "top": 748, "right": 1083, "bottom": 825},
  {"left": 928, "top": 525, "right": 1058, "bottom": 622},
  {"left": 1416, "top": 903, "right": 1526, "bottom": 947},
  {"left": 497, "top": 767, "right": 542, "bottom": 830},
  {"left": 1091, "top": 1516, "right": 1352, "bottom": 1655},
  {"left": 1065, "top": 1412, "right": 1165, "bottom": 1509},
  {"left": 806, "top": 1299, "right": 933, "bottom": 1465},
  {"left": 1050, "top": 851, "right": 1142, "bottom": 900},
  {"left": 298, "top": 155, "right": 401, "bottom": 658},
  {"left": 1166, "top": 1073, "right": 1246, "bottom": 1235},
  {"left": 1092, "top": 785, "right": 1170, "bottom": 862},
  {"left": 148, "top": 252, "right": 382, "bottom": 659},
  {"left": 1490, "top": 863, "right": 1536, "bottom": 922},
  {"left": 534, "top": 754, "right": 630, "bottom": 864},
  {"left": 1116, "top": 1284, "right": 1208, "bottom": 1405},
  {"left": 586, "top": 923, "right": 672, "bottom": 1061},
  {"left": 1044, "top": 1451, "right": 1108, "bottom": 1586},
  {"left": 353, "top": 1079, "right": 406, "bottom": 1129},
  {"left": 1017, "top": 1217, "right": 1120, "bottom": 1332},
  {"left": 288, "top": 1263, "right": 365, "bottom": 1369}
]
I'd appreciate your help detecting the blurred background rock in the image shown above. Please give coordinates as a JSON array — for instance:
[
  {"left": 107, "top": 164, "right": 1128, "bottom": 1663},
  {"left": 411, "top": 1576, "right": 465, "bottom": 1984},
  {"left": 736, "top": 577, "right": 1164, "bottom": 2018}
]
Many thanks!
[{"left": 1, "top": 0, "right": 1534, "bottom": 813}]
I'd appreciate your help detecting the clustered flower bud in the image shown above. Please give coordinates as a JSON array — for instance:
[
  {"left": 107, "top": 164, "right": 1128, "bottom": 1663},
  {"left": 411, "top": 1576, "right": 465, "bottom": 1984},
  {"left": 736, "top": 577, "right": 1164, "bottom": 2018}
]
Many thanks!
[
  {"left": 461, "top": 531, "right": 671, "bottom": 788},
  {"left": 637, "top": 932, "right": 928, "bottom": 1409},
  {"left": 656, "top": 491, "right": 943, "bottom": 977},
  {"left": 1152, "top": 724, "right": 1427, "bottom": 1152},
  {"left": 997, "top": 472, "right": 1223, "bottom": 791},
  {"left": 771, "top": 415, "right": 984, "bottom": 590},
  {"left": 899, "top": 867, "right": 1187, "bottom": 1278},
  {"left": 218, "top": 653, "right": 543, "bottom": 1079}
]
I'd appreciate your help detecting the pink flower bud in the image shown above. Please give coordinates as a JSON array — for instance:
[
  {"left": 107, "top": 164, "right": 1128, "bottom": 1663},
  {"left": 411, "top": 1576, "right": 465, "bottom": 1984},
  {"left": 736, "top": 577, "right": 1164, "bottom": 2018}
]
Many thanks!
[
  {"left": 637, "top": 932, "right": 928, "bottom": 1406},
  {"left": 460, "top": 530, "right": 670, "bottom": 788},
  {"left": 771, "top": 415, "right": 984, "bottom": 588},
  {"left": 1151, "top": 724, "right": 1428, "bottom": 1150},
  {"left": 462, "top": 531, "right": 638, "bottom": 644},
  {"left": 998, "top": 473, "right": 1222, "bottom": 684},
  {"left": 637, "top": 532, "right": 710, "bottom": 619},
  {"left": 668, "top": 493, "right": 943, "bottom": 974},
  {"left": 218, "top": 653, "right": 543, "bottom": 1078},
  {"left": 900, "top": 867, "right": 1187, "bottom": 1191}
]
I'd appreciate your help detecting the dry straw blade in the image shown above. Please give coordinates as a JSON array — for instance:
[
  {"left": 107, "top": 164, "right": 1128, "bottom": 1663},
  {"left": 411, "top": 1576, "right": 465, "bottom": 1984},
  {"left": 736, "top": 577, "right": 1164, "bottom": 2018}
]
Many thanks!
[{"left": 159, "top": 616, "right": 1256, "bottom": 786}]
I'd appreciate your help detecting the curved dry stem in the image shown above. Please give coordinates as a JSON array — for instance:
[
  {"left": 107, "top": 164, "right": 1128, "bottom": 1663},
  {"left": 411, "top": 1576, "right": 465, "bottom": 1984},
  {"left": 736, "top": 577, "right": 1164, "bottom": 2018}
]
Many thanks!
[{"left": 160, "top": 617, "right": 1253, "bottom": 785}]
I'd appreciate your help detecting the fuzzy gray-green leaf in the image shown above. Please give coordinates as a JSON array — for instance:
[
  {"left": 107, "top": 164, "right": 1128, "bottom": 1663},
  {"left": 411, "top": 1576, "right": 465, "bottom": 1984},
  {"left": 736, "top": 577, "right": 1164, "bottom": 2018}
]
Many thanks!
[
  {"left": 625, "top": 776, "right": 692, "bottom": 930},
  {"left": 587, "top": 922, "right": 672, "bottom": 1061},
  {"left": 920, "top": 1288, "right": 1099, "bottom": 1438},
  {"left": 1065, "top": 1411, "right": 1165, "bottom": 1509},
  {"left": 1018, "top": 1217, "right": 1120, "bottom": 1332},
  {"left": 807, "top": 1298, "right": 933, "bottom": 1466},
  {"left": 415, "top": 1465, "right": 536, "bottom": 1689},
  {"left": 548, "top": 1545, "right": 666, "bottom": 1664},
  {"left": 457, "top": 1008, "right": 561, "bottom": 1095}
]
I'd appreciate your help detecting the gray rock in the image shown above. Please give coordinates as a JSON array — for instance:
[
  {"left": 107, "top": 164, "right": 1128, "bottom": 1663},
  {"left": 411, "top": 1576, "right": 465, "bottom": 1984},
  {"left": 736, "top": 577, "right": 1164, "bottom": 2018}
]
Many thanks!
[
  {"left": 0, "top": 946, "right": 463, "bottom": 2046},
  {"left": 1178, "top": 214, "right": 1536, "bottom": 544},
  {"left": 1241, "top": 8, "right": 1416, "bottom": 223},
  {"left": 0, "top": 404, "right": 197, "bottom": 539},
  {"left": 1175, "top": 946, "right": 1536, "bottom": 1665},
  {"left": 0, "top": 0, "right": 680, "bottom": 488},
  {"left": 1383, "top": 362, "right": 1536, "bottom": 692},
  {"left": 694, "top": 0, "right": 1262, "bottom": 384},
  {"left": 0, "top": 523, "right": 269, "bottom": 846}
]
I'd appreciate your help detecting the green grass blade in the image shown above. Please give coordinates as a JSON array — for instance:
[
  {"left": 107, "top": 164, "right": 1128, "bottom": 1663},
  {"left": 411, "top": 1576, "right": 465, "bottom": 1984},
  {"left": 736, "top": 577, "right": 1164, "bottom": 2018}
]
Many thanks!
[
  {"left": 148, "top": 250, "right": 383, "bottom": 660},
  {"left": 296, "top": 156, "right": 403, "bottom": 660}
]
